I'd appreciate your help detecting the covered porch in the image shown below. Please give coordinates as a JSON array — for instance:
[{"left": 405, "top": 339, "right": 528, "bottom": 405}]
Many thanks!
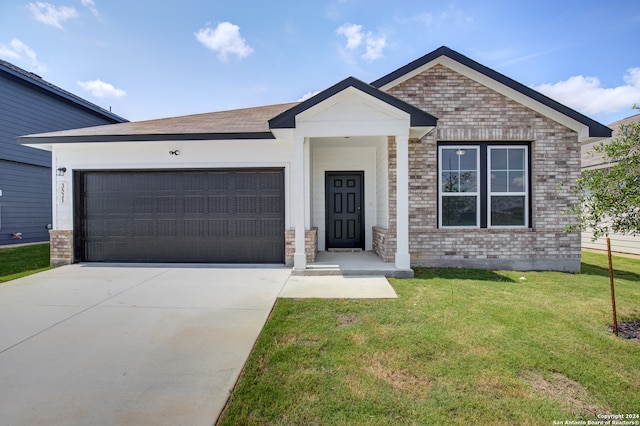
[{"left": 269, "top": 77, "right": 437, "bottom": 275}]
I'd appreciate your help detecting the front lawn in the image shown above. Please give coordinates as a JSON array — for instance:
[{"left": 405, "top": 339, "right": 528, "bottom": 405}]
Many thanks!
[
  {"left": 218, "top": 251, "right": 640, "bottom": 425},
  {"left": 0, "top": 243, "right": 51, "bottom": 283}
]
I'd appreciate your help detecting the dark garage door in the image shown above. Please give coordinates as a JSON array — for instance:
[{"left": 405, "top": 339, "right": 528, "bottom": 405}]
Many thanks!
[{"left": 76, "top": 169, "right": 285, "bottom": 263}]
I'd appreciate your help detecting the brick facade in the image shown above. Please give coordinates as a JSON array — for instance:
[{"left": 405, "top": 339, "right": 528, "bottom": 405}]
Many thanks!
[
  {"left": 382, "top": 64, "right": 581, "bottom": 272},
  {"left": 372, "top": 226, "right": 395, "bottom": 262},
  {"left": 49, "top": 230, "right": 74, "bottom": 267},
  {"left": 285, "top": 227, "right": 318, "bottom": 265}
]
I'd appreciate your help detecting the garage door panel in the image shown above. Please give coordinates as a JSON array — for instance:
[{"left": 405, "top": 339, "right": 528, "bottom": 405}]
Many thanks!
[
  {"left": 208, "top": 219, "right": 229, "bottom": 237},
  {"left": 78, "top": 169, "right": 284, "bottom": 263},
  {"left": 208, "top": 196, "right": 229, "bottom": 214},
  {"left": 236, "top": 196, "right": 257, "bottom": 214}
]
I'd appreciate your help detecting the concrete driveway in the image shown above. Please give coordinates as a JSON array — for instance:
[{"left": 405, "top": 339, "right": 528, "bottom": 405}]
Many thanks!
[{"left": 0, "top": 264, "right": 291, "bottom": 425}]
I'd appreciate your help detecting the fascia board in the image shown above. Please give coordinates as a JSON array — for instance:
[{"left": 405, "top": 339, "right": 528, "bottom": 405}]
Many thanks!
[{"left": 296, "top": 86, "right": 410, "bottom": 123}]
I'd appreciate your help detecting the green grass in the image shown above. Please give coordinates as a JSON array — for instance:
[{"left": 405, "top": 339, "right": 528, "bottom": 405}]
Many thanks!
[
  {"left": 0, "top": 243, "right": 51, "bottom": 283},
  {"left": 219, "top": 252, "right": 640, "bottom": 425}
]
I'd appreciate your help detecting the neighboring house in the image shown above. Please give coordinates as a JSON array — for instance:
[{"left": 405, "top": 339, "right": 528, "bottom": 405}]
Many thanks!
[
  {"left": 20, "top": 46, "right": 611, "bottom": 272},
  {"left": 0, "top": 59, "right": 127, "bottom": 246},
  {"left": 581, "top": 114, "right": 640, "bottom": 255}
]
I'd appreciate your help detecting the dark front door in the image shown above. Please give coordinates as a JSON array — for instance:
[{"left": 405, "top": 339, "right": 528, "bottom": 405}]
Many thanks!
[{"left": 326, "top": 172, "right": 364, "bottom": 249}]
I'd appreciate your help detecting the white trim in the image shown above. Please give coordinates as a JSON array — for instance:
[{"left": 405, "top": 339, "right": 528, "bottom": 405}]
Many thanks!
[
  {"left": 487, "top": 146, "right": 529, "bottom": 229},
  {"left": 438, "top": 145, "right": 480, "bottom": 229},
  {"left": 293, "top": 135, "right": 307, "bottom": 270},
  {"left": 395, "top": 133, "right": 410, "bottom": 269}
]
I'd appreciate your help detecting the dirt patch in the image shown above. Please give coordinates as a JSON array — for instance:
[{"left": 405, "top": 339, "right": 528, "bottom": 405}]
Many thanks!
[
  {"left": 518, "top": 370, "right": 608, "bottom": 417},
  {"left": 337, "top": 313, "right": 359, "bottom": 328},
  {"left": 609, "top": 320, "right": 640, "bottom": 343},
  {"left": 366, "top": 352, "right": 430, "bottom": 398}
]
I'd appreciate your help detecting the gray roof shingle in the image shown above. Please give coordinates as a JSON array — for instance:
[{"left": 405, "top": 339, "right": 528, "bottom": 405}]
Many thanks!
[
  {"left": 582, "top": 114, "right": 640, "bottom": 169},
  {"left": 20, "top": 102, "right": 299, "bottom": 143}
]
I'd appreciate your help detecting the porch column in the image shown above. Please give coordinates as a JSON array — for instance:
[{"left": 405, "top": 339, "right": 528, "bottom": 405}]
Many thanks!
[
  {"left": 293, "top": 135, "right": 307, "bottom": 270},
  {"left": 395, "top": 133, "right": 410, "bottom": 269}
]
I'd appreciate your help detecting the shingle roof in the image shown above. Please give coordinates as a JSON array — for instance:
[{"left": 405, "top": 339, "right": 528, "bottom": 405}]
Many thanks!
[
  {"left": 19, "top": 102, "right": 299, "bottom": 144},
  {"left": 19, "top": 46, "right": 612, "bottom": 146},
  {"left": 0, "top": 59, "right": 127, "bottom": 123},
  {"left": 582, "top": 114, "right": 640, "bottom": 169}
]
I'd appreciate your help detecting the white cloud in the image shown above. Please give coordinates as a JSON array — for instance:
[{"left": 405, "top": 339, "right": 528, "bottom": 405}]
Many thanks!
[
  {"left": 336, "top": 23, "right": 363, "bottom": 50},
  {"left": 336, "top": 23, "right": 386, "bottom": 61},
  {"left": 195, "top": 22, "right": 254, "bottom": 62},
  {"left": 532, "top": 68, "right": 640, "bottom": 115},
  {"left": 0, "top": 39, "right": 46, "bottom": 74},
  {"left": 297, "top": 91, "right": 321, "bottom": 102},
  {"left": 81, "top": 0, "right": 100, "bottom": 19},
  {"left": 28, "top": 2, "right": 78, "bottom": 30},
  {"left": 363, "top": 34, "right": 386, "bottom": 61},
  {"left": 77, "top": 79, "right": 126, "bottom": 99},
  {"left": 411, "top": 5, "right": 474, "bottom": 28}
]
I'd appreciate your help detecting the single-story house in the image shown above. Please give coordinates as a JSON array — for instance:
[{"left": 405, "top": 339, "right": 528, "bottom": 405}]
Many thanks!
[
  {"left": 20, "top": 46, "right": 611, "bottom": 273},
  {"left": 581, "top": 113, "right": 640, "bottom": 256},
  {"left": 0, "top": 59, "right": 127, "bottom": 246}
]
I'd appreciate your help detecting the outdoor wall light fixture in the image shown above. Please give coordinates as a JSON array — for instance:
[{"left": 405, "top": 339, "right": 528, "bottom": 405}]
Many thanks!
[
  {"left": 455, "top": 149, "right": 466, "bottom": 156},
  {"left": 169, "top": 150, "right": 181, "bottom": 156},
  {"left": 56, "top": 167, "right": 67, "bottom": 176}
]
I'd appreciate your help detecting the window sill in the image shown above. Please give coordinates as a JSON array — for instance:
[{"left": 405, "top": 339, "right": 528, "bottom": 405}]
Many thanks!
[{"left": 434, "top": 227, "right": 534, "bottom": 233}]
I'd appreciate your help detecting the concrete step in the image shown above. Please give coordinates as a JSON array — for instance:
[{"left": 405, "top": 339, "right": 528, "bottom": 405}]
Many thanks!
[{"left": 291, "top": 267, "right": 414, "bottom": 278}]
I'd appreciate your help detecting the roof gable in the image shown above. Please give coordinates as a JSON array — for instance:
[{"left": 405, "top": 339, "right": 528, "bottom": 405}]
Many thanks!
[
  {"left": 0, "top": 59, "right": 127, "bottom": 124},
  {"left": 269, "top": 76, "right": 437, "bottom": 129},
  {"left": 371, "top": 46, "right": 611, "bottom": 140}
]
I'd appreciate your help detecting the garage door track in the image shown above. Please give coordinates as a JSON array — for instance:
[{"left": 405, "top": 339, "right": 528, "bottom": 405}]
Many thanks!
[{"left": 0, "top": 264, "right": 290, "bottom": 425}]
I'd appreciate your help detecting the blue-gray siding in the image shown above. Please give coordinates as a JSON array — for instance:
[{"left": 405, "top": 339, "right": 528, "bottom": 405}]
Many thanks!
[
  {"left": 0, "top": 160, "right": 51, "bottom": 245},
  {"left": 0, "top": 71, "right": 124, "bottom": 245}
]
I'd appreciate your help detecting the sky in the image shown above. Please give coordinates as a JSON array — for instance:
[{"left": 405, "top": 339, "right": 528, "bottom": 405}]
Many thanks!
[{"left": 1, "top": 0, "right": 639, "bottom": 125}]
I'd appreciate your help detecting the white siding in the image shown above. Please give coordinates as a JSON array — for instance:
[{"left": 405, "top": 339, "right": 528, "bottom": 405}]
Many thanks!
[
  {"left": 311, "top": 137, "right": 382, "bottom": 251},
  {"left": 582, "top": 230, "right": 640, "bottom": 256},
  {"left": 376, "top": 138, "right": 389, "bottom": 228}
]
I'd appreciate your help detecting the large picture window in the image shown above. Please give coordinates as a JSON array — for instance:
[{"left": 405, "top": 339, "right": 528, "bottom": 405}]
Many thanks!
[{"left": 438, "top": 143, "right": 530, "bottom": 228}]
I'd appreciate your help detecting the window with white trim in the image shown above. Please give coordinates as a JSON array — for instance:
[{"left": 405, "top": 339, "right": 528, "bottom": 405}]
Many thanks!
[
  {"left": 438, "top": 143, "right": 530, "bottom": 228},
  {"left": 488, "top": 146, "right": 528, "bottom": 227},
  {"left": 439, "top": 146, "right": 480, "bottom": 227}
]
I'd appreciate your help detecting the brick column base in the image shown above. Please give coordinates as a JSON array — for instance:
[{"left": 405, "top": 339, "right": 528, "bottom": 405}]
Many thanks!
[
  {"left": 285, "top": 227, "right": 318, "bottom": 266},
  {"left": 49, "top": 230, "right": 74, "bottom": 267},
  {"left": 372, "top": 226, "right": 395, "bottom": 263}
]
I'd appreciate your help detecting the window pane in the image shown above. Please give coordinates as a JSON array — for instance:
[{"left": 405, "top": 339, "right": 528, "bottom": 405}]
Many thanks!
[
  {"left": 442, "top": 172, "right": 459, "bottom": 192},
  {"left": 491, "top": 149, "right": 508, "bottom": 170},
  {"left": 459, "top": 149, "right": 477, "bottom": 170},
  {"left": 491, "top": 171, "right": 507, "bottom": 192},
  {"left": 442, "top": 196, "right": 477, "bottom": 226},
  {"left": 459, "top": 171, "right": 477, "bottom": 192},
  {"left": 441, "top": 149, "right": 459, "bottom": 171},
  {"left": 509, "top": 171, "right": 525, "bottom": 192},
  {"left": 508, "top": 148, "right": 525, "bottom": 170},
  {"left": 491, "top": 196, "right": 525, "bottom": 226}
]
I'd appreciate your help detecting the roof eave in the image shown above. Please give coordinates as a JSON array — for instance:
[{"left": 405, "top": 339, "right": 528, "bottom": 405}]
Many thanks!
[
  {"left": 0, "top": 62, "right": 128, "bottom": 123},
  {"left": 18, "top": 132, "right": 276, "bottom": 145},
  {"left": 269, "top": 76, "right": 437, "bottom": 130},
  {"left": 371, "top": 46, "right": 611, "bottom": 141}
]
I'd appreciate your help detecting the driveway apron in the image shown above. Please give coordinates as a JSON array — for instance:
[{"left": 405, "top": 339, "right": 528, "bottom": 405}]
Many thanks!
[{"left": 0, "top": 264, "right": 290, "bottom": 425}]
